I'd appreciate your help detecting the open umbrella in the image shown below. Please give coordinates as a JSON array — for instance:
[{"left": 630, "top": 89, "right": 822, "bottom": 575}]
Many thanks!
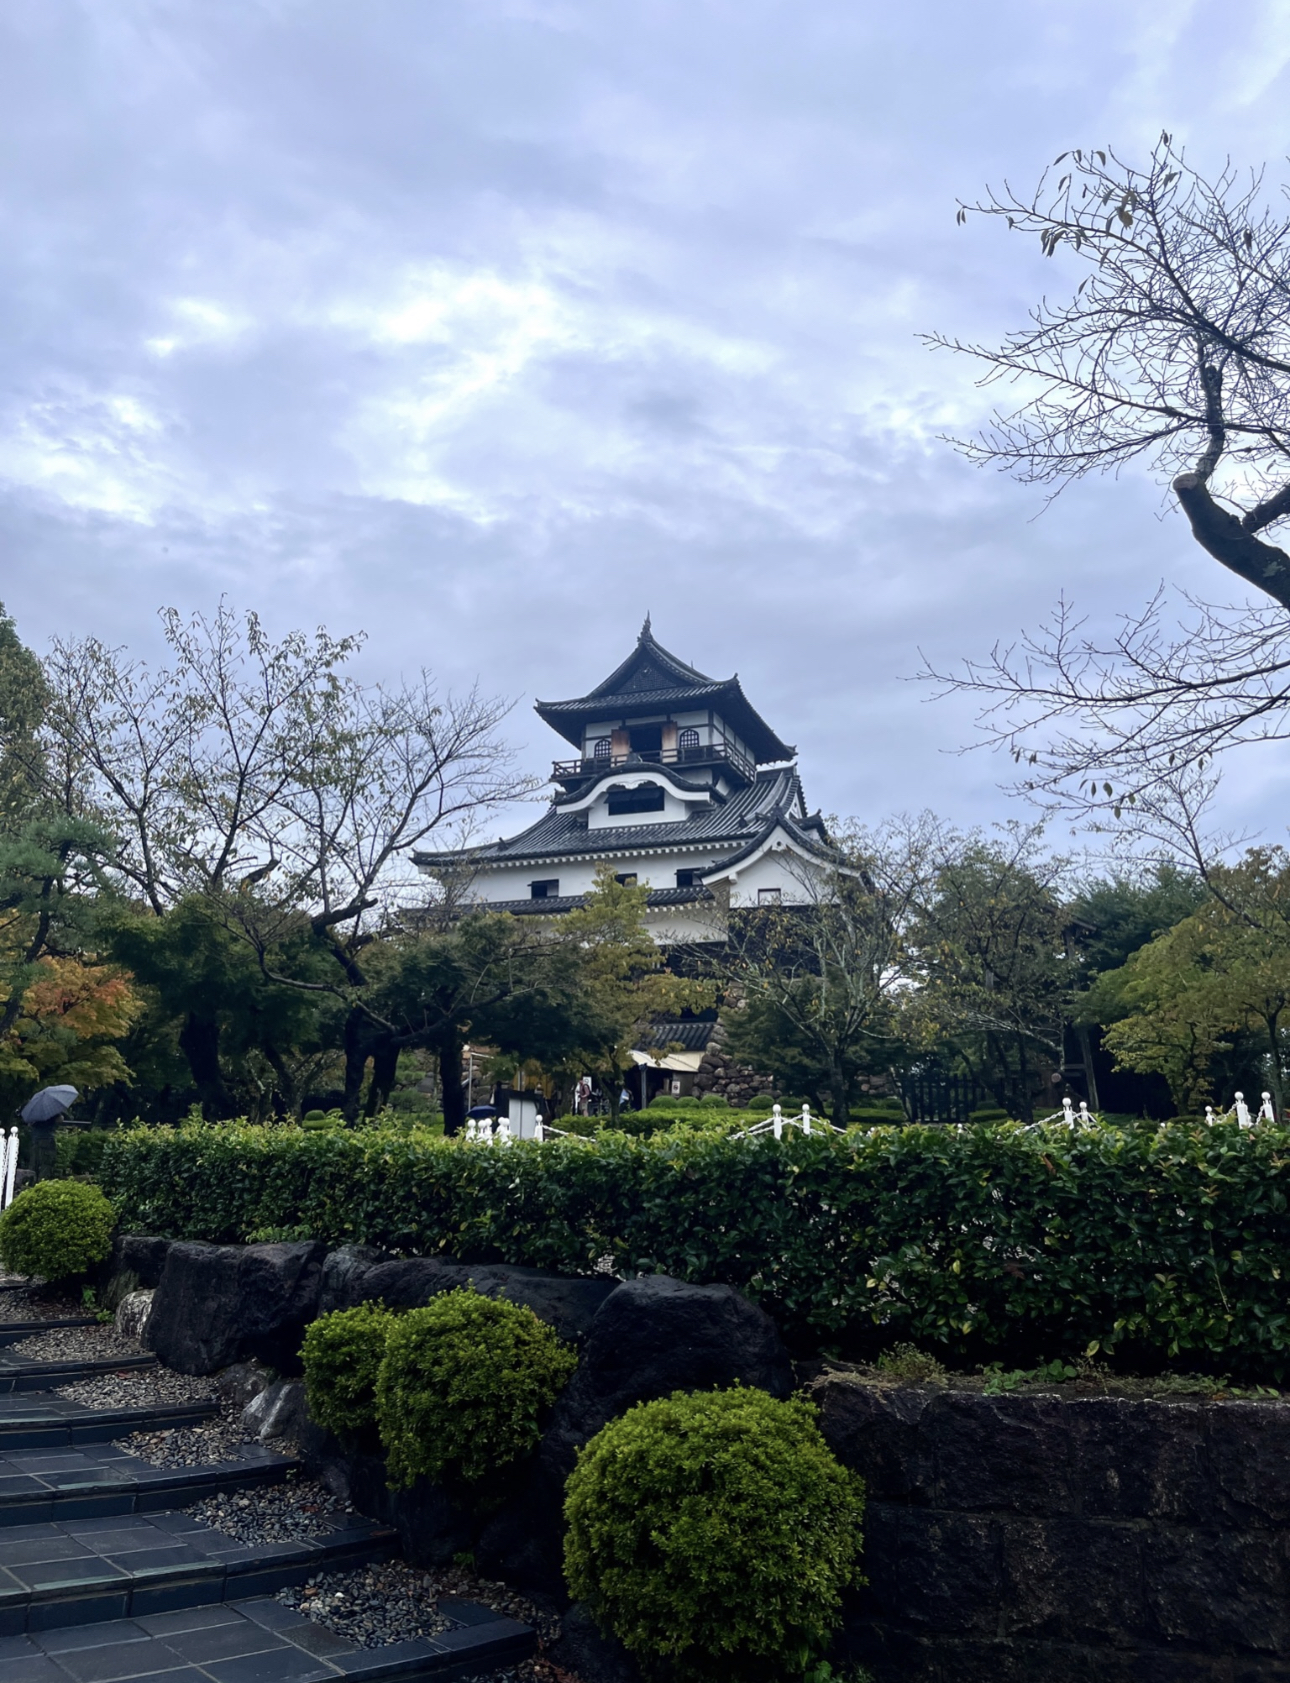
[{"left": 20, "top": 1086, "right": 78, "bottom": 1124}]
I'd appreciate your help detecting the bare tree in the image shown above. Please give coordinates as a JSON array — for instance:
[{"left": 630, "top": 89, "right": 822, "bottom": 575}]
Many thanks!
[
  {"left": 36, "top": 603, "right": 534, "bottom": 1113},
  {"left": 926, "top": 137, "right": 1290, "bottom": 821}
]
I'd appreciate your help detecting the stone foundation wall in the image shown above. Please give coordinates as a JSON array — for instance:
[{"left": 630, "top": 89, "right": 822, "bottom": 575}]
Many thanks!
[
  {"left": 813, "top": 1372, "right": 1290, "bottom": 1681},
  {"left": 689, "top": 1022, "right": 776, "bottom": 1105}
]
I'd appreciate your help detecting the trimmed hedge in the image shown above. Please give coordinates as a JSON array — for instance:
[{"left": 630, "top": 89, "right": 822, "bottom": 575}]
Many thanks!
[
  {"left": 564, "top": 1387, "right": 865, "bottom": 1681},
  {"left": 99, "top": 1118, "right": 1290, "bottom": 1373},
  {"left": 0, "top": 1180, "right": 116, "bottom": 1281},
  {"left": 301, "top": 1303, "right": 397, "bottom": 1440},
  {"left": 376, "top": 1289, "right": 577, "bottom": 1489}
]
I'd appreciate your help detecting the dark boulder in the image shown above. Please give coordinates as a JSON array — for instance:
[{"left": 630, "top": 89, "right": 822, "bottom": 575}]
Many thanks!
[
  {"left": 478, "top": 1274, "right": 793, "bottom": 1597},
  {"left": 145, "top": 1240, "right": 325, "bottom": 1375},
  {"left": 547, "top": 1603, "right": 642, "bottom": 1683},
  {"left": 320, "top": 1250, "right": 617, "bottom": 1346},
  {"left": 345, "top": 1453, "right": 473, "bottom": 1569},
  {"left": 116, "top": 1235, "right": 172, "bottom": 1288}
]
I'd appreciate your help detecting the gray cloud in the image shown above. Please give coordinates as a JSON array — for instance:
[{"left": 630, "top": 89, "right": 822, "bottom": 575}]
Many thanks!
[{"left": 4, "top": 0, "right": 1290, "bottom": 844}]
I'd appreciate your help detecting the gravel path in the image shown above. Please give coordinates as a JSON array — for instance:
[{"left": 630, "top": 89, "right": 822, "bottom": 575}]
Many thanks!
[
  {"left": 0, "top": 1284, "right": 89, "bottom": 1323},
  {"left": 118, "top": 1408, "right": 290, "bottom": 1468},
  {"left": 9, "top": 1322, "right": 142, "bottom": 1363},
  {"left": 277, "top": 1559, "right": 567, "bottom": 1679},
  {"left": 187, "top": 1475, "right": 348, "bottom": 1541},
  {"left": 56, "top": 1367, "right": 217, "bottom": 1410},
  {"left": 278, "top": 1562, "right": 456, "bottom": 1646}
]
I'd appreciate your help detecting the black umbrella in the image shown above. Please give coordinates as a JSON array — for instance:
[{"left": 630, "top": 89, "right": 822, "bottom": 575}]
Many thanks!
[{"left": 20, "top": 1086, "right": 78, "bottom": 1124}]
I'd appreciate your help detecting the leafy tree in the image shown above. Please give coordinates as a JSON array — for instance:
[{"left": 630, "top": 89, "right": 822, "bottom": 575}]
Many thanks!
[
  {"left": 363, "top": 912, "right": 603, "bottom": 1133},
  {"left": 907, "top": 827, "right": 1075, "bottom": 1121},
  {"left": 0, "top": 956, "right": 141, "bottom": 1112},
  {"left": 556, "top": 868, "right": 713, "bottom": 1123},
  {"left": 928, "top": 139, "right": 1290, "bottom": 829},
  {"left": 1081, "top": 848, "right": 1290, "bottom": 1113},
  {"left": 721, "top": 842, "right": 911, "bottom": 1123}
]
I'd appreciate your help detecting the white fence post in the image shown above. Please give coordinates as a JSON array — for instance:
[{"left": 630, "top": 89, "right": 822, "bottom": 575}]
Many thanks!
[
  {"left": 0, "top": 1128, "right": 16, "bottom": 1209},
  {"left": 1235, "top": 1091, "right": 1252, "bottom": 1127},
  {"left": 1260, "top": 1091, "right": 1277, "bottom": 1123}
]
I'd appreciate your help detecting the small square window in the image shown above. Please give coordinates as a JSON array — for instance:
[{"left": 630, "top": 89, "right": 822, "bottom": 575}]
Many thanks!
[
  {"left": 530, "top": 880, "right": 560, "bottom": 900},
  {"left": 757, "top": 887, "right": 782, "bottom": 905},
  {"left": 615, "top": 872, "right": 638, "bottom": 887},
  {"left": 676, "top": 869, "right": 699, "bottom": 888}
]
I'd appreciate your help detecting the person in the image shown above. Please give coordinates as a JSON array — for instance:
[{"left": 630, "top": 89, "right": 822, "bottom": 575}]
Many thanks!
[
  {"left": 575, "top": 1076, "right": 592, "bottom": 1115},
  {"left": 619, "top": 1085, "right": 632, "bottom": 1112}
]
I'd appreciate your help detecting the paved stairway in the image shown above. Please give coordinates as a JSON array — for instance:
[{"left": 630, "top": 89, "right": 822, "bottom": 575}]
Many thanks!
[{"left": 0, "top": 1335, "right": 536, "bottom": 1683}]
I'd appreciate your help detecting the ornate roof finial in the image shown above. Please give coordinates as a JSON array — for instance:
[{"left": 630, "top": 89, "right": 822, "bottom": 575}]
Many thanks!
[{"left": 641, "top": 612, "right": 652, "bottom": 639}]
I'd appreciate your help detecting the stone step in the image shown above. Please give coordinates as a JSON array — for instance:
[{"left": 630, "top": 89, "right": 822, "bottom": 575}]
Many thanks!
[
  {"left": 0, "top": 1396, "right": 218, "bottom": 1451},
  {"left": 0, "top": 1507, "right": 398, "bottom": 1635},
  {"left": 0, "top": 1443, "right": 297, "bottom": 1527},
  {"left": 0, "top": 1353, "right": 157, "bottom": 1394},
  {"left": 0, "top": 1594, "right": 536, "bottom": 1680},
  {"left": 0, "top": 1318, "right": 99, "bottom": 1348}
]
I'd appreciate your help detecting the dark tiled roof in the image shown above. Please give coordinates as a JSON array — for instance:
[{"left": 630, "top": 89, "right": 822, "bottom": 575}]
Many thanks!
[
  {"left": 534, "top": 624, "right": 795, "bottom": 763},
  {"left": 476, "top": 886, "right": 716, "bottom": 917},
  {"left": 642, "top": 1020, "right": 717, "bottom": 1051},
  {"left": 416, "top": 767, "right": 827, "bottom": 868}
]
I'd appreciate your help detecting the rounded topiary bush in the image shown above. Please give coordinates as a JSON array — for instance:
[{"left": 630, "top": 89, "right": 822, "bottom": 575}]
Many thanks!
[
  {"left": 747, "top": 1094, "right": 776, "bottom": 1112},
  {"left": 697, "top": 1092, "right": 731, "bottom": 1108},
  {"left": 302, "top": 1303, "right": 397, "bottom": 1440},
  {"left": 0, "top": 1180, "right": 116, "bottom": 1281},
  {"left": 375, "top": 1288, "right": 577, "bottom": 1489},
  {"left": 564, "top": 1387, "right": 866, "bottom": 1683}
]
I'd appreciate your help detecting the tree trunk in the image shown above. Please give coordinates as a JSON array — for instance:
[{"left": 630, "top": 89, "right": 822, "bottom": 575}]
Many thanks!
[
  {"left": 342, "top": 1010, "right": 369, "bottom": 1123},
  {"left": 178, "top": 1012, "right": 234, "bottom": 1120},
  {"left": 1075, "top": 1022, "right": 1102, "bottom": 1112},
  {"left": 829, "top": 1062, "right": 850, "bottom": 1126},
  {"left": 440, "top": 1037, "right": 467, "bottom": 1136},
  {"left": 365, "top": 1040, "right": 400, "bottom": 1119}
]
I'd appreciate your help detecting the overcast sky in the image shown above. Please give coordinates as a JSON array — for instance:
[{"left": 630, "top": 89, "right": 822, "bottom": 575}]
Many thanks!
[{"left": 4, "top": 0, "right": 1290, "bottom": 845}]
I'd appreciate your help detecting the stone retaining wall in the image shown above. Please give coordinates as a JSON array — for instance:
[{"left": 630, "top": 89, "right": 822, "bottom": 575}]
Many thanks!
[{"left": 813, "top": 1372, "right": 1290, "bottom": 1682}]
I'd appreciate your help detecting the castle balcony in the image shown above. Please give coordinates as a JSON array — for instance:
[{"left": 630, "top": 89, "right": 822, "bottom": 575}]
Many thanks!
[{"left": 552, "top": 740, "right": 756, "bottom": 785}]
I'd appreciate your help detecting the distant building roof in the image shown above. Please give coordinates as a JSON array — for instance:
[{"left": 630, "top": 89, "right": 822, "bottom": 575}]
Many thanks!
[
  {"left": 534, "top": 619, "right": 795, "bottom": 764},
  {"left": 415, "top": 765, "right": 831, "bottom": 871}
]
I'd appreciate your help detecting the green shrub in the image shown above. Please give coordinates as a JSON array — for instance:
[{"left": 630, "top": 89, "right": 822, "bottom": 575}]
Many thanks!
[
  {"left": 968, "top": 1107, "right": 1011, "bottom": 1123},
  {"left": 302, "top": 1303, "right": 397, "bottom": 1439},
  {"left": 99, "top": 1115, "right": 1290, "bottom": 1376},
  {"left": 0, "top": 1180, "right": 116, "bottom": 1281},
  {"left": 747, "top": 1094, "right": 776, "bottom": 1112},
  {"left": 874, "top": 1343, "right": 947, "bottom": 1386},
  {"left": 564, "top": 1387, "right": 865, "bottom": 1682},
  {"left": 375, "top": 1289, "right": 577, "bottom": 1489},
  {"left": 650, "top": 1092, "right": 698, "bottom": 1109},
  {"left": 698, "top": 1092, "right": 731, "bottom": 1108},
  {"left": 848, "top": 1107, "right": 904, "bottom": 1127},
  {"left": 53, "top": 1128, "right": 114, "bottom": 1179}
]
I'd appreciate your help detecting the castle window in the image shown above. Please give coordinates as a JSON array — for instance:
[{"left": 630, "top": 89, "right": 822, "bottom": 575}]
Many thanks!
[
  {"left": 615, "top": 872, "right": 638, "bottom": 887},
  {"left": 607, "top": 783, "right": 666, "bottom": 816},
  {"left": 758, "top": 887, "right": 782, "bottom": 905},
  {"left": 530, "top": 880, "right": 559, "bottom": 899},
  {"left": 676, "top": 869, "right": 699, "bottom": 887},
  {"left": 678, "top": 727, "right": 700, "bottom": 751},
  {"left": 592, "top": 738, "right": 611, "bottom": 759}
]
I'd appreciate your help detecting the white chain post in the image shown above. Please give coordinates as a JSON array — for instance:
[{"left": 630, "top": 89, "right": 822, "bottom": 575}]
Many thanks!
[
  {"left": 534, "top": 1119, "right": 545, "bottom": 1143},
  {"left": 1235, "top": 1091, "right": 1252, "bottom": 1127},
  {"left": 495, "top": 1117, "right": 513, "bottom": 1145},
  {"left": 2, "top": 1127, "right": 16, "bottom": 1209},
  {"left": 800, "top": 1104, "right": 812, "bottom": 1136},
  {"left": 1061, "top": 1098, "right": 1075, "bottom": 1127},
  {"left": 1204, "top": 1106, "right": 1216, "bottom": 1125},
  {"left": 1078, "top": 1102, "right": 1092, "bottom": 1125},
  {"left": 464, "top": 1118, "right": 478, "bottom": 1143},
  {"left": 771, "top": 1104, "right": 783, "bottom": 1140},
  {"left": 1259, "top": 1091, "right": 1276, "bottom": 1123}
]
